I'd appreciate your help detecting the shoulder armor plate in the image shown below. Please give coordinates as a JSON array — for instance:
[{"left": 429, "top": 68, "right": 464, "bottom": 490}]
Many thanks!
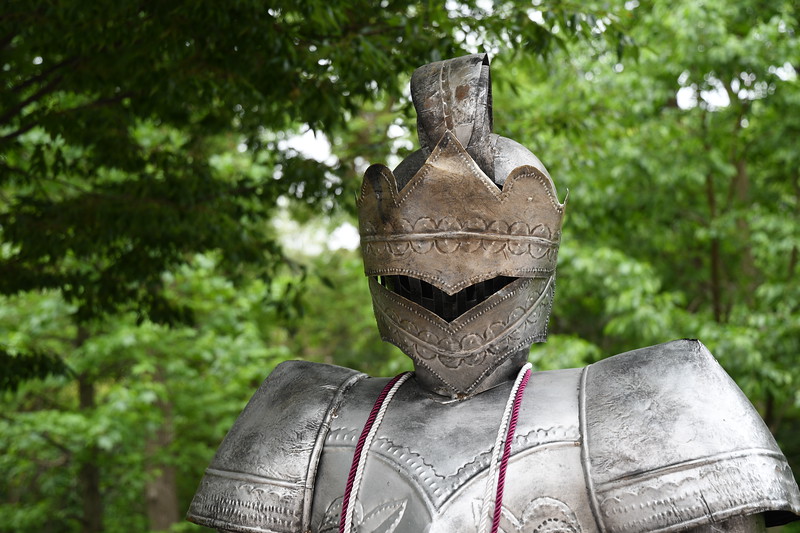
[
  {"left": 187, "top": 361, "right": 365, "bottom": 533},
  {"left": 583, "top": 339, "right": 800, "bottom": 533}
]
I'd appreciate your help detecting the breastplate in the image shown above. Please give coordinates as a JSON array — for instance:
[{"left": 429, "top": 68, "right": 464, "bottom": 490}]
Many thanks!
[
  {"left": 311, "top": 368, "right": 592, "bottom": 533},
  {"left": 188, "top": 340, "right": 800, "bottom": 533}
]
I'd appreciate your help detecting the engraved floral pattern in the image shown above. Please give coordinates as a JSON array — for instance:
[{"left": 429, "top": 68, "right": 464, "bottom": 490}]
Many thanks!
[
  {"left": 319, "top": 497, "right": 407, "bottom": 533},
  {"left": 472, "top": 497, "right": 581, "bottom": 533}
]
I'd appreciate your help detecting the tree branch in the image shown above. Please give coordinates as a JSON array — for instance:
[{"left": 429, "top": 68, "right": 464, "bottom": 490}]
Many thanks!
[
  {"left": 0, "top": 93, "right": 131, "bottom": 143},
  {"left": 0, "top": 73, "right": 65, "bottom": 126},
  {"left": 11, "top": 56, "right": 80, "bottom": 94},
  {"left": 0, "top": 161, "right": 32, "bottom": 178},
  {"left": 0, "top": 413, "right": 73, "bottom": 455},
  {"left": 0, "top": 120, "right": 38, "bottom": 143}
]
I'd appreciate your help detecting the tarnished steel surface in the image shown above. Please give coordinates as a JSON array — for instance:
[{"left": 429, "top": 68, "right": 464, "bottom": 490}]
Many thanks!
[
  {"left": 303, "top": 340, "right": 799, "bottom": 532},
  {"left": 411, "top": 53, "right": 494, "bottom": 178},
  {"left": 311, "top": 363, "right": 590, "bottom": 533},
  {"left": 394, "top": 53, "right": 548, "bottom": 190},
  {"left": 358, "top": 132, "right": 564, "bottom": 296},
  {"left": 493, "top": 135, "right": 551, "bottom": 185},
  {"left": 583, "top": 340, "right": 800, "bottom": 533},
  {"left": 193, "top": 341, "right": 800, "bottom": 533},
  {"left": 368, "top": 275, "right": 554, "bottom": 397},
  {"left": 691, "top": 514, "right": 766, "bottom": 533},
  {"left": 187, "top": 361, "right": 365, "bottom": 533}
]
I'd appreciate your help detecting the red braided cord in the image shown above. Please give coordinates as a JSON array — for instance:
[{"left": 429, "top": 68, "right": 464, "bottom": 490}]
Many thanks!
[
  {"left": 490, "top": 368, "right": 532, "bottom": 533},
  {"left": 339, "top": 372, "right": 409, "bottom": 533}
]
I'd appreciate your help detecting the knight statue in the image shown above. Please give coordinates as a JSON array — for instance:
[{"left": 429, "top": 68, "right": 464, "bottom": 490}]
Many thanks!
[{"left": 187, "top": 54, "right": 800, "bottom": 533}]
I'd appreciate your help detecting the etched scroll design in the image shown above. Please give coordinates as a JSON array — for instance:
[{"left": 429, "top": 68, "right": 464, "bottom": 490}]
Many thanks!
[
  {"left": 595, "top": 453, "right": 800, "bottom": 533},
  {"left": 369, "top": 275, "right": 554, "bottom": 397},
  {"left": 371, "top": 275, "right": 554, "bottom": 395},
  {"left": 361, "top": 217, "right": 559, "bottom": 260},
  {"left": 325, "top": 425, "right": 581, "bottom": 510},
  {"left": 358, "top": 132, "right": 565, "bottom": 295},
  {"left": 371, "top": 277, "right": 551, "bottom": 367}
]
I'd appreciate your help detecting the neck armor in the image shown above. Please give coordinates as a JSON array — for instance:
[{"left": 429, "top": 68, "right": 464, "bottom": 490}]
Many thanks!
[{"left": 358, "top": 54, "right": 565, "bottom": 398}]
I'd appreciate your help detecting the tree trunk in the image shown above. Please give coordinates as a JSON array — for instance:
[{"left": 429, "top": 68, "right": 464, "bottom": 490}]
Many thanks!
[
  {"left": 705, "top": 170, "right": 723, "bottom": 323},
  {"left": 78, "top": 373, "right": 104, "bottom": 533},
  {"left": 701, "top": 111, "right": 724, "bottom": 323},
  {"left": 144, "top": 370, "right": 180, "bottom": 531},
  {"left": 733, "top": 157, "right": 758, "bottom": 303}
]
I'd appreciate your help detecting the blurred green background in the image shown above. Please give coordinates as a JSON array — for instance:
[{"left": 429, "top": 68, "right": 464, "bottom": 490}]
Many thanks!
[{"left": 1, "top": 1, "right": 799, "bottom": 531}]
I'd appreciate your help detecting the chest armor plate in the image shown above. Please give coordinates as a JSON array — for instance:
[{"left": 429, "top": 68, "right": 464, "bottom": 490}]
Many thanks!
[{"left": 311, "top": 368, "right": 591, "bottom": 533}]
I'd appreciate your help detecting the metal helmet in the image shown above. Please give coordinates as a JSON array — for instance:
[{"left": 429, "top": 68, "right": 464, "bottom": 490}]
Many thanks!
[{"left": 358, "top": 54, "right": 565, "bottom": 399}]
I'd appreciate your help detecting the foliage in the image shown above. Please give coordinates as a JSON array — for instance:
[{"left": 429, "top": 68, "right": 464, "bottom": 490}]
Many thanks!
[
  {"left": 0, "top": 346, "right": 73, "bottom": 392},
  {"left": 0, "top": 255, "right": 288, "bottom": 532},
  {"left": 0, "top": 0, "right": 629, "bottom": 324},
  {"left": 2, "top": 1, "right": 799, "bottom": 532}
]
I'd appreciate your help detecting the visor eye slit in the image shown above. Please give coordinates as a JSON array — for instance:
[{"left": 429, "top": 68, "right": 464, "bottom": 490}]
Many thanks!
[
  {"left": 433, "top": 291, "right": 445, "bottom": 317},
  {"left": 457, "top": 288, "right": 467, "bottom": 313},
  {"left": 421, "top": 278, "right": 433, "bottom": 299},
  {"left": 409, "top": 277, "right": 422, "bottom": 298},
  {"left": 476, "top": 280, "right": 486, "bottom": 303},
  {"left": 377, "top": 275, "right": 517, "bottom": 322}
]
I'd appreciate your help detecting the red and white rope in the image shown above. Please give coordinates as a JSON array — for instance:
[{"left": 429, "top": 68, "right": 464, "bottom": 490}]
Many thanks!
[
  {"left": 339, "top": 372, "right": 412, "bottom": 533},
  {"left": 478, "top": 362, "right": 533, "bottom": 533},
  {"left": 338, "top": 364, "right": 532, "bottom": 533}
]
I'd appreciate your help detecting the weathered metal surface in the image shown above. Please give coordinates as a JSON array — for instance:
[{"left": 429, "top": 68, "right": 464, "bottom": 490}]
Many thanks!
[
  {"left": 358, "top": 132, "right": 564, "bottom": 297},
  {"left": 411, "top": 53, "right": 494, "bottom": 178},
  {"left": 359, "top": 53, "right": 564, "bottom": 398},
  {"left": 394, "top": 54, "right": 549, "bottom": 190},
  {"left": 186, "top": 361, "right": 365, "bottom": 533},
  {"left": 583, "top": 340, "right": 800, "bottom": 533},
  {"left": 311, "top": 364, "right": 589, "bottom": 533},
  {"left": 309, "top": 340, "right": 800, "bottom": 533},
  {"left": 190, "top": 341, "right": 800, "bottom": 532},
  {"left": 368, "top": 275, "right": 554, "bottom": 397}
]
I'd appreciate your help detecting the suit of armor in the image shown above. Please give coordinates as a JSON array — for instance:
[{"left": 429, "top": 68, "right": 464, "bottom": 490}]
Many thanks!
[{"left": 188, "top": 55, "right": 800, "bottom": 533}]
